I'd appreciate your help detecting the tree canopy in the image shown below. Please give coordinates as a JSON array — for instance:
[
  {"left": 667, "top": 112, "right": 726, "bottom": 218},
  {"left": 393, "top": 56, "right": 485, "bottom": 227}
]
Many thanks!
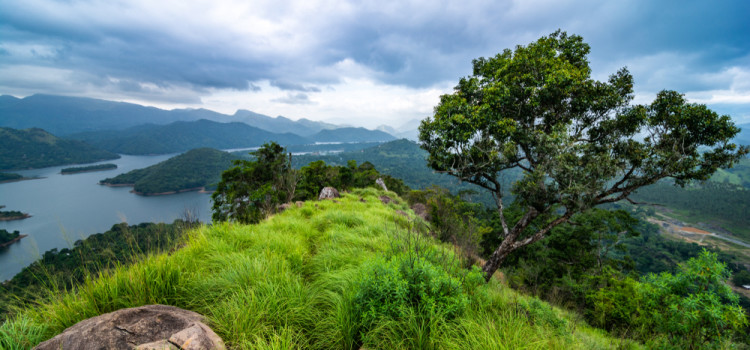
[{"left": 418, "top": 31, "right": 749, "bottom": 281}]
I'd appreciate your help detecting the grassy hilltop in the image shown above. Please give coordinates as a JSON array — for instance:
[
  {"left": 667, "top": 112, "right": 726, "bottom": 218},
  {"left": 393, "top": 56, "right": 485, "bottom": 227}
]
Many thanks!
[{"left": 0, "top": 188, "right": 631, "bottom": 349}]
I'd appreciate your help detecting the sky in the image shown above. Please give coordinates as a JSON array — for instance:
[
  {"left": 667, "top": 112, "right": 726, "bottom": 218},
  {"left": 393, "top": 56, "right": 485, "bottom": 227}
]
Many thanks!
[{"left": 1, "top": 0, "right": 749, "bottom": 129}]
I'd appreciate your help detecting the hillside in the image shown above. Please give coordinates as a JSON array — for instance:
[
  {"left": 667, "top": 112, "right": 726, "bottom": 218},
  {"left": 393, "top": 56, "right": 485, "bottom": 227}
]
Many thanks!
[
  {"left": 70, "top": 119, "right": 310, "bottom": 155},
  {"left": 0, "top": 189, "right": 631, "bottom": 349},
  {"left": 310, "top": 127, "right": 396, "bottom": 143},
  {"left": 0, "top": 127, "right": 120, "bottom": 170},
  {"left": 100, "top": 148, "right": 236, "bottom": 195}
]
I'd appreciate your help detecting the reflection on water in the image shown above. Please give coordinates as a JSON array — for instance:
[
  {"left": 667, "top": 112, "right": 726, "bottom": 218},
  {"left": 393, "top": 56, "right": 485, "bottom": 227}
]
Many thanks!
[{"left": 0, "top": 154, "right": 212, "bottom": 281}]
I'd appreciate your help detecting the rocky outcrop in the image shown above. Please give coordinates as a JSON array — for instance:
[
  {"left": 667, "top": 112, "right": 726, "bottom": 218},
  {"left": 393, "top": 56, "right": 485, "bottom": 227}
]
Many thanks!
[
  {"left": 34, "top": 304, "right": 225, "bottom": 350},
  {"left": 319, "top": 187, "right": 340, "bottom": 200},
  {"left": 411, "top": 203, "right": 429, "bottom": 221},
  {"left": 375, "top": 178, "right": 388, "bottom": 191}
]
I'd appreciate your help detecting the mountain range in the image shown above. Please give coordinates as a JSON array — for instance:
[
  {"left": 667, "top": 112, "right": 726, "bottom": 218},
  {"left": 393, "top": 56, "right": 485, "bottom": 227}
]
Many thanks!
[{"left": 0, "top": 94, "right": 407, "bottom": 139}]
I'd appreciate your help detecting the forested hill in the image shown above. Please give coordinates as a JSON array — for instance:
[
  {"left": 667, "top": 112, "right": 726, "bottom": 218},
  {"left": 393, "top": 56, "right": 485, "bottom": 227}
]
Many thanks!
[
  {"left": 69, "top": 119, "right": 310, "bottom": 155},
  {"left": 0, "top": 127, "right": 119, "bottom": 170},
  {"left": 100, "top": 148, "right": 236, "bottom": 195}
]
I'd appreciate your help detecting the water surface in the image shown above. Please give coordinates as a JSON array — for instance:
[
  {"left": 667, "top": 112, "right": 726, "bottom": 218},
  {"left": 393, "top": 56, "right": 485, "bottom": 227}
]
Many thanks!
[{"left": 0, "top": 154, "right": 212, "bottom": 281}]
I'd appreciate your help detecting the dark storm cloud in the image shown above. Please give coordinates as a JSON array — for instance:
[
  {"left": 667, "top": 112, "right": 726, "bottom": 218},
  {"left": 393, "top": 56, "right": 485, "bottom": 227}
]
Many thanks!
[{"left": 0, "top": 0, "right": 748, "bottom": 113}]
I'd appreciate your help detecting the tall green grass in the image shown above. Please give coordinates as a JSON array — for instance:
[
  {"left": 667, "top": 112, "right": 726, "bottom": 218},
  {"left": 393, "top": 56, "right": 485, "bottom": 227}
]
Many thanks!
[{"left": 0, "top": 188, "right": 638, "bottom": 349}]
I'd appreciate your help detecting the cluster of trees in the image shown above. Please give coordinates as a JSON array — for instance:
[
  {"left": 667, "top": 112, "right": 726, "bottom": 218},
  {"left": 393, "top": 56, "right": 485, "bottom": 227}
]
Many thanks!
[
  {"left": 212, "top": 142, "right": 407, "bottom": 224},
  {"left": 0, "top": 220, "right": 195, "bottom": 320},
  {"left": 101, "top": 148, "right": 236, "bottom": 194},
  {"left": 414, "top": 31, "right": 748, "bottom": 347},
  {"left": 61, "top": 163, "right": 117, "bottom": 174},
  {"left": 0, "top": 127, "right": 119, "bottom": 170},
  {"left": 0, "top": 172, "right": 23, "bottom": 182},
  {"left": 631, "top": 180, "right": 750, "bottom": 240},
  {"left": 0, "top": 208, "right": 28, "bottom": 221},
  {"left": 0, "top": 229, "right": 21, "bottom": 245}
]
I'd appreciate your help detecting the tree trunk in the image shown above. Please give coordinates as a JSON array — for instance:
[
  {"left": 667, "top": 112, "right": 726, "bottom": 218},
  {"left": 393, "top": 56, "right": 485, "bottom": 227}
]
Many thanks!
[{"left": 482, "top": 239, "right": 513, "bottom": 282}]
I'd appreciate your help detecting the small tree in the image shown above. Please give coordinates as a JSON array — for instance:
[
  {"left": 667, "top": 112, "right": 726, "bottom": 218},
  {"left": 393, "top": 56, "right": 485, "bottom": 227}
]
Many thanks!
[
  {"left": 211, "top": 142, "right": 297, "bottom": 224},
  {"left": 419, "top": 31, "right": 748, "bottom": 281},
  {"left": 639, "top": 250, "right": 748, "bottom": 348}
]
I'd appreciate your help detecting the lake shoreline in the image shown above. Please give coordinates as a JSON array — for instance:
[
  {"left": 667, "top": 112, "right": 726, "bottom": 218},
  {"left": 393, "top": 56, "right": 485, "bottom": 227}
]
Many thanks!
[
  {"left": 0, "top": 213, "right": 31, "bottom": 221},
  {"left": 0, "top": 234, "right": 28, "bottom": 248}
]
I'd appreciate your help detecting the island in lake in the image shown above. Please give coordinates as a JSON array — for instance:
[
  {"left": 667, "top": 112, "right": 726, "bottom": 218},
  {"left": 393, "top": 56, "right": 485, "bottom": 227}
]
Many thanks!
[
  {"left": 0, "top": 229, "right": 27, "bottom": 248},
  {"left": 61, "top": 163, "right": 117, "bottom": 174},
  {"left": 0, "top": 172, "right": 39, "bottom": 184},
  {"left": 0, "top": 205, "right": 31, "bottom": 221}
]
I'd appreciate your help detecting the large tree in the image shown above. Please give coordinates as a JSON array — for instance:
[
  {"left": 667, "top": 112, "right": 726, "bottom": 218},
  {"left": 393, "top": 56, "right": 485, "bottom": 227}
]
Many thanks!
[
  {"left": 211, "top": 142, "right": 297, "bottom": 224},
  {"left": 419, "top": 31, "right": 748, "bottom": 281}
]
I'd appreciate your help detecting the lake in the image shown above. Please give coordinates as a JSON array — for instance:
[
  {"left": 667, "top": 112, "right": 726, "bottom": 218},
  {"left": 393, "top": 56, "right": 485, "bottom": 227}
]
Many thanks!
[{"left": 0, "top": 154, "right": 213, "bottom": 281}]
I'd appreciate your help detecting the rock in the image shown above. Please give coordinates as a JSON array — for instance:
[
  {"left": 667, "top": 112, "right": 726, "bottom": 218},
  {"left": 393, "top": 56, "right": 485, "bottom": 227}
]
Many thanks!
[
  {"left": 34, "top": 304, "right": 225, "bottom": 350},
  {"left": 295, "top": 201, "right": 304, "bottom": 207},
  {"left": 379, "top": 195, "right": 393, "bottom": 205},
  {"left": 375, "top": 178, "right": 388, "bottom": 191},
  {"left": 319, "top": 187, "right": 340, "bottom": 200},
  {"left": 278, "top": 203, "right": 293, "bottom": 212},
  {"left": 411, "top": 203, "right": 429, "bottom": 221}
]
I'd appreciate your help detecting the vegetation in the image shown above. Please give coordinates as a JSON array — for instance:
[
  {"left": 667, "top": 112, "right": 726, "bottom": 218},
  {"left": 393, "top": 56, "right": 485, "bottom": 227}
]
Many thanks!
[
  {"left": 0, "top": 220, "right": 194, "bottom": 320},
  {"left": 418, "top": 31, "right": 748, "bottom": 281},
  {"left": 70, "top": 119, "right": 310, "bottom": 155},
  {"left": 0, "top": 127, "right": 119, "bottom": 170},
  {"left": 631, "top": 180, "right": 750, "bottom": 240},
  {"left": 294, "top": 139, "right": 502, "bottom": 206},
  {"left": 100, "top": 148, "right": 236, "bottom": 195},
  {"left": 213, "top": 142, "right": 408, "bottom": 224},
  {"left": 0, "top": 208, "right": 30, "bottom": 221},
  {"left": 0, "top": 189, "right": 632, "bottom": 349},
  {"left": 0, "top": 229, "right": 21, "bottom": 246},
  {"left": 0, "top": 172, "right": 23, "bottom": 182},
  {"left": 60, "top": 163, "right": 116, "bottom": 174},
  {"left": 212, "top": 142, "right": 298, "bottom": 224}
]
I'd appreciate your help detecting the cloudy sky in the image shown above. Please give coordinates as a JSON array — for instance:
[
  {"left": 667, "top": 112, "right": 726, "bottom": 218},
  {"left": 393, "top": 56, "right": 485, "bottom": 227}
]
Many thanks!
[{"left": 1, "top": 0, "right": 748, "bottom": 128}]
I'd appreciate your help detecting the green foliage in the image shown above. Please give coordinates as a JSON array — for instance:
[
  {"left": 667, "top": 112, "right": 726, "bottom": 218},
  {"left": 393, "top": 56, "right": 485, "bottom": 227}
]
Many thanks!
[
  {"left": 294, "top": 139, "right": 496, "bottom": 204},
  {"left": 0, "top": 221, "right": 192, "bottom": 320},
  {"left": 498, "top": 208, "right": 638, "bottom": 302},
  {"left": 733, "top": 270, "right": 750, "bottom": 286},
  {"left": 0, "top": 210, "right": 28, "bottom": 220},
  {"left": 586, "top": 251, "right": 747, "bottom": 349},
  {"left": 0, "top": 127, "right": 119, "bottom": 170},
  {"left": 0, "top": 229, "right": 21, "bottom": 245},
  {"left": 0, "top": 190, "right": 639, "bottom": 349},
  {"left": 60, "top": 163, "right": 116, "bottom": 174},
  {"left": 405, "top": 186, "right": 491, "bottom": 259},
  {"left": 639, "top": 251, "right": 748, "bottom": 349},
  {"left": 101, "top": 148, "right": 236, "bottom": 194},
  {"left": 212, "top": 142, "right": 297, "bottom": 223},
  {"left": 631, "top": 180, "right": 750, "bottom": 240},
  {"left": 0, "top": 172, "right": 23, "bottom": 182},
  {"left": 418, "top": 30, "right": 748, "bottom": 281},
  {"left": 515, "top": 298, "right": 569, "bottom": 336}
]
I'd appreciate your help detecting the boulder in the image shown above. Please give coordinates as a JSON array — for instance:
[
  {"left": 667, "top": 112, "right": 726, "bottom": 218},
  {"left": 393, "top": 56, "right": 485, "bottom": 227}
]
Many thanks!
[
  {"left": 34, "top": 304, "right": 225, "bottom": 350},
  {"left": 318, "top": 187, "right": 340, "bottom": 200},
  {"left": 411, "top": 203, "right": 429, "bottom": 221}
]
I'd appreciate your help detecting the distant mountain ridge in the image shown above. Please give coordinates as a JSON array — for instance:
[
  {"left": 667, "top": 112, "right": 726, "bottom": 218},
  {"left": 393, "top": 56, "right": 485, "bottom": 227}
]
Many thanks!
[
  {"left": 0, "top": 127, "right": 119, "bottom": 170},
  {"left": 69, "top": 119, "right": 310, "bottom": 155},
  {"left": 0, "top": 94, "right": 374, "bottom": 138},
  {"left": 310, "top": 127, "right": 396, "bottom": 143}
]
